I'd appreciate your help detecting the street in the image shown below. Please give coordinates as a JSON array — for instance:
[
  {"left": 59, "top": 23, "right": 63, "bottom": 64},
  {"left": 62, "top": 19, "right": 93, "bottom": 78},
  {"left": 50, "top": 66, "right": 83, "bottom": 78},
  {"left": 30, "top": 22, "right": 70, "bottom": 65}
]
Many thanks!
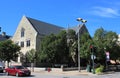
[{"left": 0, "top": 71, "right": 120, "bottom": 78}]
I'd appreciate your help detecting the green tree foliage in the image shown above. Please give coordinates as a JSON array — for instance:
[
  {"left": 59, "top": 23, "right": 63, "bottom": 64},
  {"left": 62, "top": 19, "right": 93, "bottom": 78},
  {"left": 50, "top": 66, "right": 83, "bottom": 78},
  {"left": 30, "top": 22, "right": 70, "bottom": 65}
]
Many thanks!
[
  {"left": 79, "top": 27, "right": 120, "bottom": 65},
  {"left": 67, "top": 29, "right": 77, "bottom": 64},
  {"left": 0, "top": 40, "right": 21, "bottom": 62},
  {"left": 80, "top": 32, "right": 92, "bottom": 59},
  {"left": 93, "top": 28, "right": 107, "bottom": 60},
  {"left": 37, "top": 27, "right": 120, "bottom": 66},
  {"left": 104, "top": 31, "right": 120, "bottom": 60},
  {"left": 38, "top": 34, "right": 57, "bottom": 63},
  {"left": 39, "top": 31, "right": 69, "bottom": 64},
  {"left": 25, "top": 49, "right": 36, "bottom": 62},
  {"left": 93, "top": 27, "right": 120, "bottom": 61}
]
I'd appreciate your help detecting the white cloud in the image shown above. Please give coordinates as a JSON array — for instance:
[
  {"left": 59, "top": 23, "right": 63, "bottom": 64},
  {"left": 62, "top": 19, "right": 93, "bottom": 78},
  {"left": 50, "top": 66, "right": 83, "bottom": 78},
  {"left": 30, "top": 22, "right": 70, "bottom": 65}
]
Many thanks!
[{"left": 91, "top": 7, "right": 120, "bottom": 18}]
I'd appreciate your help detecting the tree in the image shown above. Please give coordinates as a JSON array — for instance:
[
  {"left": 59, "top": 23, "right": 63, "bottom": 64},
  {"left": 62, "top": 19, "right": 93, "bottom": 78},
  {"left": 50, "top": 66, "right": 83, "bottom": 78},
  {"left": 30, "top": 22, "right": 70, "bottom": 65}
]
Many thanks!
[
  {"left": 39, "top": 30, "right": 69, "bottom": 64},
  {"left": 38, "top": 33, "right": 57, "bottom": 63},
  {"left": 93, "top": 27, "right": 120, "bottom": 63},
  {"left": 37, "top": 27, "right": 120, "bottom": 66},
  {"left": 25, "top": 49, "right": 36, "bottom": 71},
  {"left": 79, "top": 32, "right": 93, "bottom": 65},
  {"left": 93, "top": 28, "right": 107, "bottom": 61},
  {"left": 104, "top": 31, "right": 120, "bottom": 60},
  {"left": 55, "top": 30, "right": 69, "bottom": 63},
  {"left": 79, "top": 27, "right": 120, "bottom": 65},
  {"left": 0, "top": 40, "right": 21, "bottom": 66},
  {"left": 25, "top": 49, "right": 36, "bottom": 63},
  {"left": 67, "top": 29, "right": 77, "bottom": 64}
]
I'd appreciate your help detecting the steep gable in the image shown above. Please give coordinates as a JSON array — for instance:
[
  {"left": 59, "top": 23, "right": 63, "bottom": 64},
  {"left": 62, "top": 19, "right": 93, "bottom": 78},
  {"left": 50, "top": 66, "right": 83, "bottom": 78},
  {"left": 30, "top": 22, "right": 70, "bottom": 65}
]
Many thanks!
[
  {"left": 71, "top": 24, "right": 89, "bottom": 34},
  {"left": 12, "top": 16, "right": 37, "bottom": 41}
]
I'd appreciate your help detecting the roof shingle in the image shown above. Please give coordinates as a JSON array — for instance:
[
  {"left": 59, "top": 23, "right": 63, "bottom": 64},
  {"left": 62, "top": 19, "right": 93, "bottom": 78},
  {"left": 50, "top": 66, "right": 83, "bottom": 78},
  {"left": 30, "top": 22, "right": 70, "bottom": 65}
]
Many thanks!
[{"left": 26, "top": 17, "right": 64, "bottom": 35}]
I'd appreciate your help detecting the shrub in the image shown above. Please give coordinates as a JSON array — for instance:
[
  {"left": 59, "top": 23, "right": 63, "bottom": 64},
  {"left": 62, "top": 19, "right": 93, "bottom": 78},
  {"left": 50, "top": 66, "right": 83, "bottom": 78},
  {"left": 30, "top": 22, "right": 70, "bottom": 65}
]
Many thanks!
[{"left": 95, "top": 65, "right": 104, "bottom": 74}]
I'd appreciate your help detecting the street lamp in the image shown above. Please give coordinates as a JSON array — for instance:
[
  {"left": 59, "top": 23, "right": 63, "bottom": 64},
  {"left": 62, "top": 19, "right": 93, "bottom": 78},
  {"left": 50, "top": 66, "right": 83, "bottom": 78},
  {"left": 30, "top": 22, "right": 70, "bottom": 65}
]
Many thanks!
[{"left": 76, "top": 18, "right": 87, "bottom": 72}]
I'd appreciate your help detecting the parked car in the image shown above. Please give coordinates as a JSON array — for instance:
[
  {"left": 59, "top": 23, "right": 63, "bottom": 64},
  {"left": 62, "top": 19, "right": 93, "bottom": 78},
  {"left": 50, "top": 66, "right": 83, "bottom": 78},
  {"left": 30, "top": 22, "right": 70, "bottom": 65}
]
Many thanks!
[
  {"left": 0, "top": 61, "right": 5, "bottom": 73},
  {"left": 5, "top": 65, "right": 31, "bottom": 77},
  {"left": 0, "top": 65, "right": 4, "bottom": 73}
]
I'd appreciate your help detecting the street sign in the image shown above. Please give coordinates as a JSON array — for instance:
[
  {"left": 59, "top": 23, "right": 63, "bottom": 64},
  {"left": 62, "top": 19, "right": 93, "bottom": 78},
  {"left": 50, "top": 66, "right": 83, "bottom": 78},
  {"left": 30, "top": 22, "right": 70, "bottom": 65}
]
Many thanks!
[
  {"left": 106, "top": 52, "right": 109, "bottom": 56},
  {"left": 91, "top": 55, "right": 96, "bottom": 60},
  {"left": 106, "top": 52, "right": 110, "bottom": 61}
]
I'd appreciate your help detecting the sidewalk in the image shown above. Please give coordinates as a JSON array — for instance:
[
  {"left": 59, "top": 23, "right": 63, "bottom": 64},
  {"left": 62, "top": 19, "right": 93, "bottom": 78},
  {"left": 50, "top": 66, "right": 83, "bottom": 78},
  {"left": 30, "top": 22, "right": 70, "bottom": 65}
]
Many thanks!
[
  {"left": 30, "top": 68, "right": 93, "bottom": 76},
  {"left": 30, "top": 67, "right": 115, "bottom": 76}
]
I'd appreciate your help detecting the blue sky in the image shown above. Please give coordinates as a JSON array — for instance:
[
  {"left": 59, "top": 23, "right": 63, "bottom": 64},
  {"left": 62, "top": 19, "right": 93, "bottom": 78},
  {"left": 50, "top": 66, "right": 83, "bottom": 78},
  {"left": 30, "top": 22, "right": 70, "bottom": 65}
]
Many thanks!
[{"left": 0, "top": 0, "right": 120, "bottom": 36}]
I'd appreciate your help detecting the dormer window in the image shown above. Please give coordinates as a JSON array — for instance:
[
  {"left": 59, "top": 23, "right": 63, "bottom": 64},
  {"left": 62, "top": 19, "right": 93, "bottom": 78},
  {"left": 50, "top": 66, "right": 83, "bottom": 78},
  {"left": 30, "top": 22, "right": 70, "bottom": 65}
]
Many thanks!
[{"left": 21, "top": 28, "right": 25, "bottom": 37}]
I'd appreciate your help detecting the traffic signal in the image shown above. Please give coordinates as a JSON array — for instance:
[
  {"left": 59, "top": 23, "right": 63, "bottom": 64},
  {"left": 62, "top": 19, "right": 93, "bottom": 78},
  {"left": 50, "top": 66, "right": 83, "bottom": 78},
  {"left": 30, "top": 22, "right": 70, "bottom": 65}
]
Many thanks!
[
  {"left": 90, "top": 45, "right": 93, "bottom": 53},
  {"left": 90, "top": 45, "right": 97, "bottom": 53}
]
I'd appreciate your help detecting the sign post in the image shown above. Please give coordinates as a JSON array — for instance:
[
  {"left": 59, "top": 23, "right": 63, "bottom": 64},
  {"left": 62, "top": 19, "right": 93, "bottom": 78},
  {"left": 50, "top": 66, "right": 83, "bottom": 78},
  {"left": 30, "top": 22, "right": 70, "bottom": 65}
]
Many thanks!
[
  {"left": 90, "top": 45, "right": 95, "bottom": 74},
  {"left": 105, "top": 52, "right": 110, "bottom": 70}
]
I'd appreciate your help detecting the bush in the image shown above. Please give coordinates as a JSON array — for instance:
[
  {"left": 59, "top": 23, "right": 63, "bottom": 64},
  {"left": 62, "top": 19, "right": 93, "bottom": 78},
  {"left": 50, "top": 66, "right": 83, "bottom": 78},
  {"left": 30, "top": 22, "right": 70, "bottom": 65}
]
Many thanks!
[{"left": 95, "top": 65, "right": 104, "bottom": 74}]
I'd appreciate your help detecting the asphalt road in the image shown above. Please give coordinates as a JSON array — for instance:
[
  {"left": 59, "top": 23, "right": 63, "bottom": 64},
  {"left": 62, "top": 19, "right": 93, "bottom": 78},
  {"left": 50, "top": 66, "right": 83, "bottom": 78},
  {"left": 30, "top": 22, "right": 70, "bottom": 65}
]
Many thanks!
[{"left": 0, "top": 72, "right": 120, "bottom": 78}]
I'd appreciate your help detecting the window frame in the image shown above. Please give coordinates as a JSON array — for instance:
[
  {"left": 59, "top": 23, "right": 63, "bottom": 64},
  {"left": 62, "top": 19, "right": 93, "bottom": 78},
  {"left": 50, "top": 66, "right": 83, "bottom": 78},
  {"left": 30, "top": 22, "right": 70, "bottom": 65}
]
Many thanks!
[
  {"left": 26, "top": 40, "right": 31, "bottom": 47},
  {"left": 20, "top": 41, "right": 24, "bottom": 47},
  {"left": 21, "top": 28, "right": 25, "bottom": 37}
]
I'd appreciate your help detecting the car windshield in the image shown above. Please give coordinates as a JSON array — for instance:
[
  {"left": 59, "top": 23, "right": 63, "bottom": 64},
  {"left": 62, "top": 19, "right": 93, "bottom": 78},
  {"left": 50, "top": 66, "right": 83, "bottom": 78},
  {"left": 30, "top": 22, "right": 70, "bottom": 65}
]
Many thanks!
[{"left": 15, "top": 66, "right": 25, "bottom": 69}]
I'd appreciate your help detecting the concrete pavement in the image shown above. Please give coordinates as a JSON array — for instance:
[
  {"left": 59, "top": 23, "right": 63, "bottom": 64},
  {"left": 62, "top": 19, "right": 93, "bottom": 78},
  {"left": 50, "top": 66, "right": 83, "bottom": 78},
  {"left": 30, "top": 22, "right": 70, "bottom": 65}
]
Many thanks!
[
  {"left": 29, "top": 67, "right": 115, "bottom": 76},
  {"left": 43, "top": 70, "right": 93, "bottom": 76},
  {"left": 29, "top": 67, "right": 93, "bottom": 76}
]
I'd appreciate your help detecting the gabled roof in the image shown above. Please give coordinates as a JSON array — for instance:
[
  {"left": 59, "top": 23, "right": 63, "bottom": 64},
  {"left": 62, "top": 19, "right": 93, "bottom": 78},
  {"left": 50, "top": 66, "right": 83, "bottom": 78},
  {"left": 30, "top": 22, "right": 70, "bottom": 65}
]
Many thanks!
[
  {"left": 0, "top": 35, "right": 11, "bottom": 41},
  {"left": 26, "top": 17, "right": 64, "bottom": 35},
  {"left": 70, "top": 24, "right": 89, "bottom": 34}
]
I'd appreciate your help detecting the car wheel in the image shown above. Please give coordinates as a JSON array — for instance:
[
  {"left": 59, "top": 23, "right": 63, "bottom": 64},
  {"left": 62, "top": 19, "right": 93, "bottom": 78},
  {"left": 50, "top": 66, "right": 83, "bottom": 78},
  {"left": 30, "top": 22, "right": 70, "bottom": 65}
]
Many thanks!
[
  {"left": 16, "top": 72, "right": 19, "bottom": 77},
  {"left": 0, "top": 70, "right": 3, "bottom": 73},
  {"left": 6, "top": 72, "right": 9, "bottom": 76}
]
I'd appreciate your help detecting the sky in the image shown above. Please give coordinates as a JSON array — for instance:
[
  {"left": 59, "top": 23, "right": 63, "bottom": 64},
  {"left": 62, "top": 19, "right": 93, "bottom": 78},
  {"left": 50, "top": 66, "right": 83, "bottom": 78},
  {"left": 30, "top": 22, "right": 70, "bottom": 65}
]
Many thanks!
[{"left": 0, "top": 0, "right": 120, "bottom": 36}]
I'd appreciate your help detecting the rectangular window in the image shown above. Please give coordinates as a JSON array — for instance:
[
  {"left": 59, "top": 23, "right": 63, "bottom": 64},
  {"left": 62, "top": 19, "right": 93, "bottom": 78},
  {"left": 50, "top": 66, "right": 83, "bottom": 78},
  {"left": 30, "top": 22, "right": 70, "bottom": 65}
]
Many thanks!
[
  {"left": 21, "top": 41, "right": 24, "bottom": 47},
  {"left": 21, "top": 31, "right": 24, "bottom": 37},
  {"left": 21, "top": 28, "right": 25, "bottom": 37},
  {"left": 26, "top": 40, "right": 30, "bottom": 47}
]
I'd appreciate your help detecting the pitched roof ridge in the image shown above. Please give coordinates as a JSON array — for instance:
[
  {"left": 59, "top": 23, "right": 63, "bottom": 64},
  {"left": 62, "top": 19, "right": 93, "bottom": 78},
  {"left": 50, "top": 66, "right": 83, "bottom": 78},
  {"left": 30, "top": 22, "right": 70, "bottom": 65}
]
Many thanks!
[
  {"left": 24, "top": 16, "right": 64, "bottom": 35},
  {"left": 26, "top": 16, "right": 63, "bottom": 29}
]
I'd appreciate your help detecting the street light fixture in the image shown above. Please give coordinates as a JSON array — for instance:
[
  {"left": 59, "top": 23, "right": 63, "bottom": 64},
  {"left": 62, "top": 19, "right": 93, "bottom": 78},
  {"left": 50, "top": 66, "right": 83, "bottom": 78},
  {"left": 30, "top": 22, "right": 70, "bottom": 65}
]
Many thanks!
[
  {"left": 81, "top": 20, "right": 87, "bottom": 23},
  {"left": 76, "top": 18, "right": 87, "bottom": 72},
  {"left": 76, "top": 18, "right": 83, "bottom": 21}
]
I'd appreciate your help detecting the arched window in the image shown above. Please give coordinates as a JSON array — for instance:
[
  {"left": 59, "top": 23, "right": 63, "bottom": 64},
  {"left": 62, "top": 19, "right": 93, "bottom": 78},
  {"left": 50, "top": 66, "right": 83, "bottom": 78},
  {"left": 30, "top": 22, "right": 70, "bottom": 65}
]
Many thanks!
[{"left": 21, "top": 28, "right": 25, "bottom": 37}]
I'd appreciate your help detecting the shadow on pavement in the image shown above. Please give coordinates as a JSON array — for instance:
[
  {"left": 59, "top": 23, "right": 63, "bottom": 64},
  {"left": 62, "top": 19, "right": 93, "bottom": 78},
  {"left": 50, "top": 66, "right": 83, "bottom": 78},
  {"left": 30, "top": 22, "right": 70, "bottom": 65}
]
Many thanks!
[{"left": 20, "top": 75, "right": 35, "bottom": 77}]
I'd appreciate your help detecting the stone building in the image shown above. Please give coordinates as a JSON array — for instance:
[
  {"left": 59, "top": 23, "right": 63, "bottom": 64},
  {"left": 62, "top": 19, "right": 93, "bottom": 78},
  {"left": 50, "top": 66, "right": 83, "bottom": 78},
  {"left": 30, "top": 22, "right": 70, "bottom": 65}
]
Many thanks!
[
  {"left": 12, "top": 15, "right": 89, "bottom": 63},
  {"left": 12, "top": 16, "right": 64, "bottom": 62}
]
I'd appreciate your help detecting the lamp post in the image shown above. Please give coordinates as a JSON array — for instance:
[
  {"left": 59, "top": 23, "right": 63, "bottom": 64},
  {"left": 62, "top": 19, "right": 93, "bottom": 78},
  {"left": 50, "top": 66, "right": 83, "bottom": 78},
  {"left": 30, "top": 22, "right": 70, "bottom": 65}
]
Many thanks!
[{"left": 76, "top": 18, "right": 87, "bottom": 72}]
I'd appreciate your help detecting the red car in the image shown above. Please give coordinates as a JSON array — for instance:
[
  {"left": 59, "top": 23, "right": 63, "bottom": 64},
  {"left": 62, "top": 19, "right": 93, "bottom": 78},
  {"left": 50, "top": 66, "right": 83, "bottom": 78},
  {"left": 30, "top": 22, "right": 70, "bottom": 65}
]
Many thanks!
[{"left": 5, "top": 65, "right": 31, "bottom": 77}]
